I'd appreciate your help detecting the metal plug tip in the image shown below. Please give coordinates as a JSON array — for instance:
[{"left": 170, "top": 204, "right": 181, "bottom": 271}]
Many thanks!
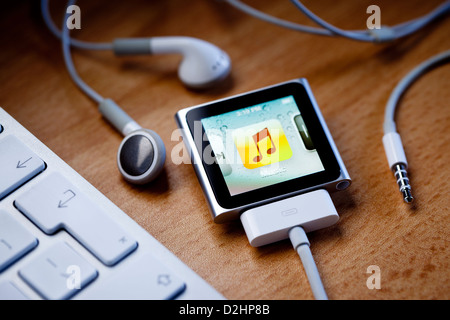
[{"left": 402, "top": 189, "right": 414, "bottom": 203}]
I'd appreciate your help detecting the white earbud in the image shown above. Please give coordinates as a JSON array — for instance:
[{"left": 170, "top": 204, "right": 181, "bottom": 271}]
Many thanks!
[
  {"left": 97, "top": 37, "right": 231, "bottom": 184},
  {"left": 99, "top": 99, "right": 166, "bottom": 185},
  {"left": 113, "top": 36, "right": 231, "bottom": 89},
  {"left": 42, "top": 0, "right": 231, "bottom": 184}
]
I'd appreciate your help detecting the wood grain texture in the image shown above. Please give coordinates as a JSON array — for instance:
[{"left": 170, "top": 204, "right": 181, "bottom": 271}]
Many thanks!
[{"left": 1, "top": 0, "right": 449, "bottom": 300}]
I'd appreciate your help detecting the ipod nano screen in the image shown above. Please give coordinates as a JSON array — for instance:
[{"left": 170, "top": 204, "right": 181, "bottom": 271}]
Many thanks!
[{"left": 201, "top": 95, "right": 325, "bottom": 196}]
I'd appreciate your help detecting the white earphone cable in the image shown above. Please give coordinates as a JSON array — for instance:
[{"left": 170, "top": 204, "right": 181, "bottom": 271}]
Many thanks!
[
  {"left": 384, "top": 50, "right": 450, "bottom": 134},
  {"left": 224, "top": 0, "right": 450, "bottom": 43},
  {"left": 57, "top": 0, "right": 104, "bottom": 104},
  {"left": 41, "top": 0, "right": 112, "bottom": 51}
]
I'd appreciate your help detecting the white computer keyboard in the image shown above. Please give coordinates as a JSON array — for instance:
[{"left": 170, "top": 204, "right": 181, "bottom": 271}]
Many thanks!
[{"left": 0, "top": 107, "right": 224, "bottom": 300}]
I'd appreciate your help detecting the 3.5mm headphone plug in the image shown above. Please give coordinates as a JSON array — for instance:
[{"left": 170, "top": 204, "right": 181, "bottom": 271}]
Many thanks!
[
  {"left": 383, "top": 132, "right": 414, "bottom": 204},
  {"left": 392, "top": 163, "right": 414, "bottom": 203}
]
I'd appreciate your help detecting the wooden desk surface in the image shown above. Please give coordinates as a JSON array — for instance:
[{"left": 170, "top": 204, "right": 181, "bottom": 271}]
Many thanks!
[{"left": 1, "top": 0, "right": 449, "bottom": 300}]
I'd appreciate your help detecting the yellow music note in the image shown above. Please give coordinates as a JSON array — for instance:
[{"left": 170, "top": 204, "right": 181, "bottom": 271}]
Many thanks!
[
  {"left": 252, "top": 127, "right": 276, "bottom": 163},
  {"left": 233, "top": 119, "right": 292, "bottom": 169}
]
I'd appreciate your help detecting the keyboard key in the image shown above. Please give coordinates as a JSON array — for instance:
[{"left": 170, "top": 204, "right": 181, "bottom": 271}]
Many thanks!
[
  {"left": 82, "top": 253, "right": 186, "bottom": 300},
  {"left": 0, "top": 281, "right": 29, "bottom": 300},
  {"left": 0, "top": 210, "right": 38, "bottom": 272},
  {"left": 0, "top": 135, "right": 45, "bottom": 200},
  {"left": 15, "top": 173, "right": 138, "bottom": 266},
  {"left": 19, "top": 242, "right": 98, "bottom": 300}
]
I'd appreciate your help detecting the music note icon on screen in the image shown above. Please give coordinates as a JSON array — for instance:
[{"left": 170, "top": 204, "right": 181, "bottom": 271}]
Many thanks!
[
  {"left": 252, "top": 127, "right": 276, "bottom": 163},
  {"left": 233, "top": 119, "right": 293, "bottom": 169}
]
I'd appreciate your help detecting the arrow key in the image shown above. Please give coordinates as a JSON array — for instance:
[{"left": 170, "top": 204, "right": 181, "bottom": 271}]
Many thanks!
[
  {"left": 14, "top": 173, "right": 138, "bottom": 266},
  {"left": 0, "top": 135, "right": 45, "bottom": 200}
]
